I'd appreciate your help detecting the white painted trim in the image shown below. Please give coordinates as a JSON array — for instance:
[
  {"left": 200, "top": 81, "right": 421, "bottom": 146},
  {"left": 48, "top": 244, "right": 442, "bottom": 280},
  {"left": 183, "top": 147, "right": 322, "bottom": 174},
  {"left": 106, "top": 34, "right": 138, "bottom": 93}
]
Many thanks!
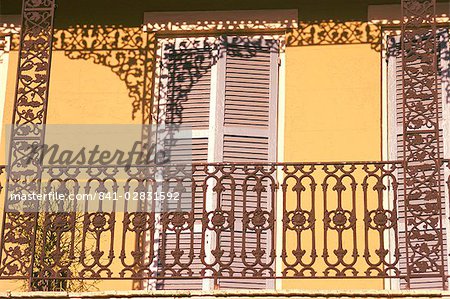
[
  {"left": 143, "top": 38, "right": 167, "bottom": 291},
  {"left": 381, "top": 30, "right": 389, "bottom": 291},
  {"left": 268, "top": 45, "right": 279, "bottom": 163},
  {"left": 386, "top": 35, "right": 400, "bottom": 163},
  {"left": 264, "top": 37, "right": 281, "bottom": 291},
  {"left": 383, "top": 31, "right": 400, "bottom": 291},
  {"left": 154, "top": 38, "right": 171, "bottom": 125},
  {"left": 0, "top": 36, "right": 10, "bottom": 143},
  {"left": 211, "top": 41, "right": 226, "bottom": 164},
  {"left": 381, "top": 32, "right": 389, "bottom": 163},
  {"left": 275, "top": 41, "right": 286, "bottom": 291}
]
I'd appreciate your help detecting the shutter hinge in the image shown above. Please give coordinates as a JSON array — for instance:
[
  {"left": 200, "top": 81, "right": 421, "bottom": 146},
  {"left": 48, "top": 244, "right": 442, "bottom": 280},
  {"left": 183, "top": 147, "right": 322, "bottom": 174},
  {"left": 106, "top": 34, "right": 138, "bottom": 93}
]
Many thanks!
[{"left": 277, "top": 57, "right": 281, "bottom": 66}]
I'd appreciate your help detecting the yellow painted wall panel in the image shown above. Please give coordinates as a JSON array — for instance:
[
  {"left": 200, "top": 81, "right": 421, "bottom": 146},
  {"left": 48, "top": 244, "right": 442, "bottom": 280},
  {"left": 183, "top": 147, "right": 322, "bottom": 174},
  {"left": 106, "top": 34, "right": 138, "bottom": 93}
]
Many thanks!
[{"left": 283, "top": 44, "right": 382, "bottom": 290}]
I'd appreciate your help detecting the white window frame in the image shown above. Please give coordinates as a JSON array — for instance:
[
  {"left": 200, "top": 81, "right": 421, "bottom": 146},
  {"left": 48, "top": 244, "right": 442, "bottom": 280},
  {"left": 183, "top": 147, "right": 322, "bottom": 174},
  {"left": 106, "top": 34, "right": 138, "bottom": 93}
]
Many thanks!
[{"left": 146, "top": 32, "right": 285, "bottom": 291}]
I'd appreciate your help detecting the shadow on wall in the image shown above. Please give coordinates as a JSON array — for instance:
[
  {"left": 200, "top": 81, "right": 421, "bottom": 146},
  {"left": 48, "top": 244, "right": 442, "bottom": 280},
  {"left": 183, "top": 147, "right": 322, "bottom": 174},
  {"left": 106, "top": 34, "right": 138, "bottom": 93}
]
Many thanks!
[
  {"left": 8, "top": 26, "right": 283, "bottom": 124},
  {"left": 4, "top": 20, "right": 382, "bottom": 124}
]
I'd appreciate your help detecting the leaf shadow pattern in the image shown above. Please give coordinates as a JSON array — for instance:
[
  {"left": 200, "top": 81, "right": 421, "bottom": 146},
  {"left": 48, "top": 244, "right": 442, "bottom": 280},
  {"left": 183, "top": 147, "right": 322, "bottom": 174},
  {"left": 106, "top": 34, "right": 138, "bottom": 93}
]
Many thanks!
[
  {"left": 286, "top": 21, "right": 381, "bottom": 51},
  {"left": 386, "top": 29, "right": 450, "bottom": 104},
  {"left": 157, "top": 35, "right": 280, "bottom": 127}
]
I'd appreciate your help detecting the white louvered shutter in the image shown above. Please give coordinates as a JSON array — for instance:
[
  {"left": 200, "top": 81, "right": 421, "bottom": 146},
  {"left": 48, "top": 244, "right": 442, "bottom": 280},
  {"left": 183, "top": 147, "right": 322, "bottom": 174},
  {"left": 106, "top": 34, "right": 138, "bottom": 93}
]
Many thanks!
[
  {"left": 212, "top": 36, "right": 278, "bottom": 289},
  {"left": 387, "top": 32, "right": 449, "bottom": 289},
  {"left": 154, "top": 35, "right": 279, "bottom": 290}
]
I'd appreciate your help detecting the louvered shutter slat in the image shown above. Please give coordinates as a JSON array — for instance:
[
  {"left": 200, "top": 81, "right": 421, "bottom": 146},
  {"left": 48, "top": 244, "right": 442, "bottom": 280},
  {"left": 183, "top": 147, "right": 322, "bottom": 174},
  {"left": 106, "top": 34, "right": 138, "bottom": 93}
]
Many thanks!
[
  {"left": 215, "top": 38, "right": 278, "bottom": 289},
  {"left": 156, "top": 39, "right": 213, "bottom": 290}
]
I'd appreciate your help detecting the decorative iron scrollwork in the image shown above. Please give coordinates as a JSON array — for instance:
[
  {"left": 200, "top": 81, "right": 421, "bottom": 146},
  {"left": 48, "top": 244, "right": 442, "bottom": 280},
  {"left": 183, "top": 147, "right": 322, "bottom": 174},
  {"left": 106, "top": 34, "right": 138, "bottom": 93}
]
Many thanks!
[
  {"left": 0, "top": 0, "right": 56, "bottom": 285},
  {"left": 401, "top": 0, "right": 446, "bottom": 289}
]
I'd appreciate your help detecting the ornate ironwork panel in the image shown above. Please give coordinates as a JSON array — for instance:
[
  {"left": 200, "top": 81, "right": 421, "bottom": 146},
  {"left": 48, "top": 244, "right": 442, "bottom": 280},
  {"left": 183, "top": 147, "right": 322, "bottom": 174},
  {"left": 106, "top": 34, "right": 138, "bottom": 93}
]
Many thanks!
[
  {"left": 0, "top": 0, "right": 55, "bottom": 285},
  {"left": 0, "top": 0, "right": 448, "bottom": 291},
  {"left": 401, "top": 0, "right": 446, "bottom": 289},
  {"left": 0, "top": 161, "right": 404, "bottom": 289},
  {"left": 286, "top": 21, "right": 381, "bottom": 51}
]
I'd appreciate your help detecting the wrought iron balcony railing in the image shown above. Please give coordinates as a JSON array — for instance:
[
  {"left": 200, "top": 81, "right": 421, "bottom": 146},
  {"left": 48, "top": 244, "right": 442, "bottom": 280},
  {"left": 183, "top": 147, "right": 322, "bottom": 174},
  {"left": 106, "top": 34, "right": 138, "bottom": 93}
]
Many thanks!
[{"left": 0, "top": 160, "right": 449, "bottom": 290}]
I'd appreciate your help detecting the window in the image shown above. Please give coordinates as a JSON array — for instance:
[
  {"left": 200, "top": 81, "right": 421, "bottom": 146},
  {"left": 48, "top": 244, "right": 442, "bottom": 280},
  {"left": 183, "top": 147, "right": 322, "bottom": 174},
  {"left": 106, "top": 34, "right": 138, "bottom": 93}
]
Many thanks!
[{"left": 153, "top": 35, "right": 280, "bottom": 290}]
